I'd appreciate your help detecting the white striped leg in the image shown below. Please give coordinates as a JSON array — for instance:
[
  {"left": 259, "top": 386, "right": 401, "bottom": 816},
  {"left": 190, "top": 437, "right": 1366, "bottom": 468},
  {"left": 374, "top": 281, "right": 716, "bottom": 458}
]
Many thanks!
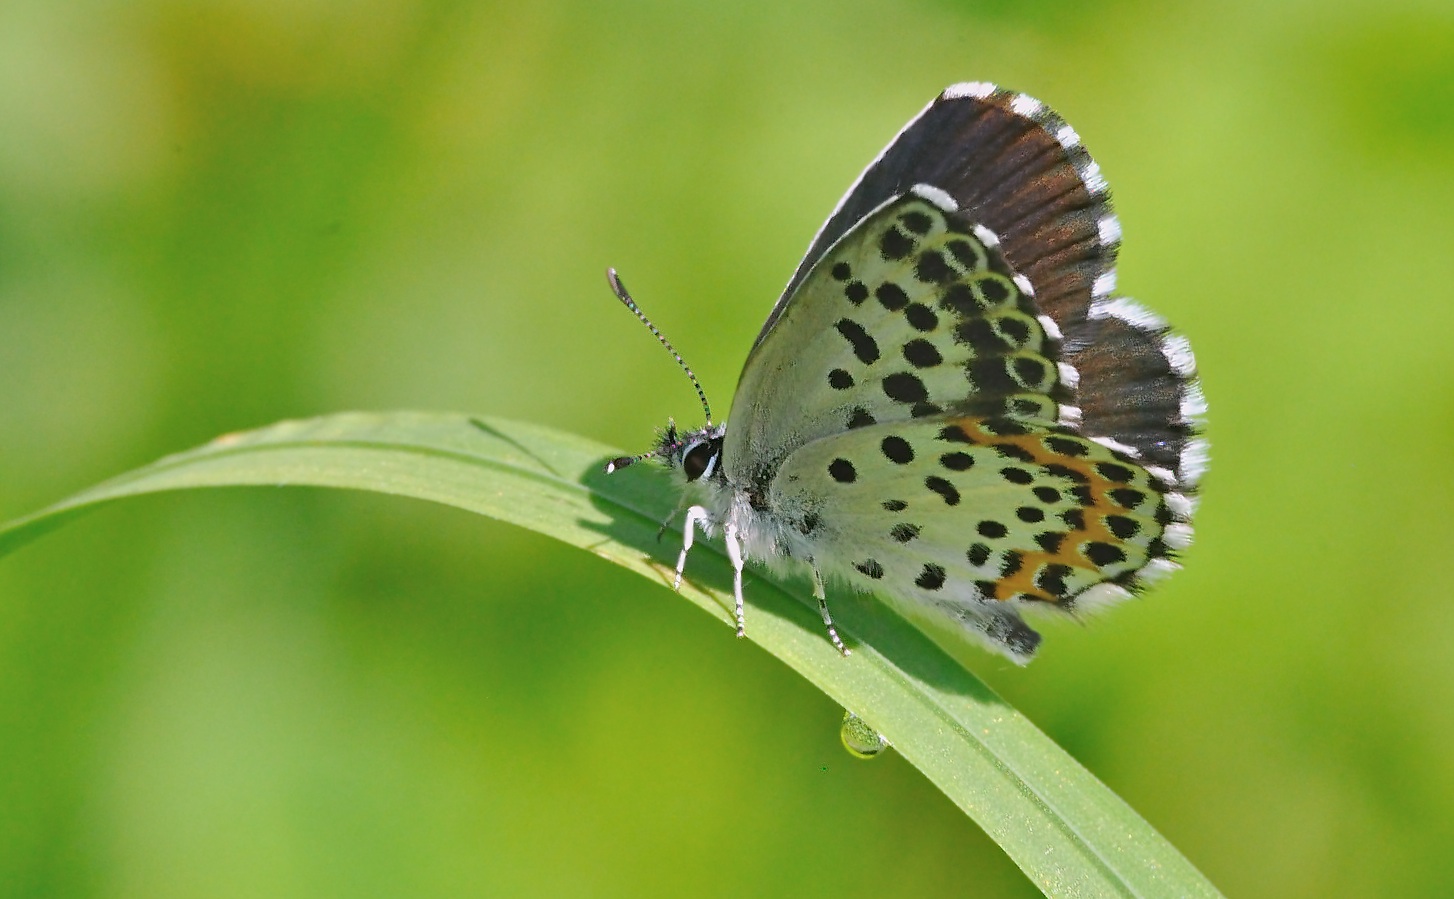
[
  {"left": 673, "top": 505, "right": 710, "bottom": 591},
  {"left": 811, "top": 567, "right": 849, "bottom": 656},
  {"left": 724, "top": 521, "right": 745, "bottom": 637}
]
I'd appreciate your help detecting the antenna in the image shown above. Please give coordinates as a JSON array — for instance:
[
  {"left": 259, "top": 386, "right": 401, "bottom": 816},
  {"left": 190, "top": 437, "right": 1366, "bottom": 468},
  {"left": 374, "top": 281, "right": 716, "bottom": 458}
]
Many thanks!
[
  {"left": 606, "top": 419, "right": 685, "bottom": 474},
  {"left": 607, "top": 268, "right": 713, "bottom": 426},
  {"left": 604, "top": 451, "right": 655, "bottom": 474}
]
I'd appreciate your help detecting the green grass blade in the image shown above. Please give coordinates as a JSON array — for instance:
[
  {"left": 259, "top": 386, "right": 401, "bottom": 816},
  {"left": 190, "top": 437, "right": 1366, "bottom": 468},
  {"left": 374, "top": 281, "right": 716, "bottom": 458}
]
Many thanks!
[{"left": 0, "top": 411, "right": 1220, "bottom": 897}]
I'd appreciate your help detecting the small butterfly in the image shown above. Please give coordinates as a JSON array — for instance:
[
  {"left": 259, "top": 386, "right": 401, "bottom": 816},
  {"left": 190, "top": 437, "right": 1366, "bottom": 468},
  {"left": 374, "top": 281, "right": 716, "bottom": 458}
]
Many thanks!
[{"left": 606, "top": 83, "right": 1206, "bottom": 663}]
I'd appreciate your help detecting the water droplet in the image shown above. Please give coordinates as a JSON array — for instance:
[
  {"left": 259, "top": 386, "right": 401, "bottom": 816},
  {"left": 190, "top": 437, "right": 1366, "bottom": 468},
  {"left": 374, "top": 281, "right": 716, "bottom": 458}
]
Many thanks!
[{"left": 840, "top": 710, "right": 890, "bottom": 759}]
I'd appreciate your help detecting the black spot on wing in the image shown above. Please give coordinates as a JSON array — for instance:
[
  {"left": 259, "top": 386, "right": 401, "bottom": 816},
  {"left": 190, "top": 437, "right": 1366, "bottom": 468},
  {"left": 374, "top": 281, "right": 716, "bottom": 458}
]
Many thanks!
[
  {"left": 941, "top": 283, "right": 980, "bottom": 315},
  {"left": 1000, "top": 467, "right": 1033, "bottom": 485},
  {"left": 979, "top": 276, "right": 1011, "bottom": 305},
  {"left": 1109, "top": 487, "right": 1146, "bottom": 509},
  {"left": 1000, "top": 550, "right": 1024, "bottom": 578},
  {"left": 1106, "top": 515, "right": 1140, "bottom": 538},
  {"left": 883, "top": 372, "right": 929, "bottom": 403},
  {"left": 968, "top": 357, "right": 1017, "bottom": 393},
  {"left": 1010, "top": 398, "right": 1045, "bottom": 417},
  {"left": 945, "top": 238, "right": 983, "bottom": 270},
  {"left": 1037, "top": 564, "right": 1072, "bottom": 598},
  {"left": 828, "top": 458, "right": 857, "bottom": 483},
  {"left": 983, "top": 418, "right": 1029, "bottom": 436},
  {"left": 954, "top": 317, "right": 1001, "bottom": 351},
  {"left": 1044, "top": 435, "right": 1088, "bottom": 457},
  {"left": 916, "top": 250, "right": 952, "bottom": 283},
  {"left": 1095, "top": 462, "right": 1136, "bottom": 483},
  {"left": 901, "top": 210, "right": 933, "bottom": 234},
  {"left": 925, "top": 476, "right": 960, "bottom": 505},
  {"left": 903, "top": 339, "right": 943, "bottom": 368},
  {"left": 875, "top": 282, "right": 909, "bottom": 311},
  {"left": 915, "top": 563, "right": 947, "bottom": 590},
  {"left": 1012, "top": 356, "right": 1048, "bottom": 388},
  {"left": 1035, "top": 531, "right": 1065, "bottom": 553},
  {"left": 998, "top": 316, "right": 1031, "bottom": 345},
  {"left": 1084, "top": 542, "right": 1127, "bottom": 566},
  {"left": 978, "top": 520, "right": 1008, "bottom": 539},
  {"left": 1045, "top": 463, "right": 1088, "bottom": 483},
  {"left": 880, "top": 227, "right": 914, "bottom": 261},
  {"left": 890, "top": 523, "right": 921, "bottom": 543},
  {"left": 940, "top": 451, "right": 974, "bottom": 471},
  {"left": 836, "top": 319, "right": 879, "bottom": 364},
  {"left": 880, "top": 435, "right": 915, "bottom": 464},
  {"left": 904, "top": 303, "right": 938, "bottom": 331},
  {"left": 994, "top": 443, "right": 1035, "bottom": 463}
]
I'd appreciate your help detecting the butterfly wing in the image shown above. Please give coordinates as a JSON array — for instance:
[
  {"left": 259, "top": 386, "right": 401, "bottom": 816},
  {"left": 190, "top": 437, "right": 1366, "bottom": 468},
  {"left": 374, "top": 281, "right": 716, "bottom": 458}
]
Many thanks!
[
  {"left": 708, "top": 84, "right": 1204, "bottom": 660},
  {"left": 722, "top": 188, "right": 1189, "bottom": 660},
  {"left": 770, "top": 83, "right": 1114, "bottom": 335},
  {"left": 757, "top": 82, "right": 1204, "bottom": 491},
  {"left": 722, "top": 188, "right": 1077, "bottom": 499},
  {"left": 766, "top": 417, "right": 1181, "bottom": 662}
]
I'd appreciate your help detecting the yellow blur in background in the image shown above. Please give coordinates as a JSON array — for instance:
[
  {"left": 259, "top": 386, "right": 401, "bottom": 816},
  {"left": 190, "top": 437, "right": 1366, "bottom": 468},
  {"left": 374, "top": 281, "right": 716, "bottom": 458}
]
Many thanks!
[{"left": 1, "top": 1, "right": 1452, "bottom": 896}]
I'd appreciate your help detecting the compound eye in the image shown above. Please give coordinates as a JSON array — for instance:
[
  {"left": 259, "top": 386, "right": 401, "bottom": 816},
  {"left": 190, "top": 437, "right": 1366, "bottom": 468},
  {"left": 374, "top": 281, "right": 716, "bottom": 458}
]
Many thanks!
[{"left": 681, "top": 441, "right": 718, "bottom": 481}]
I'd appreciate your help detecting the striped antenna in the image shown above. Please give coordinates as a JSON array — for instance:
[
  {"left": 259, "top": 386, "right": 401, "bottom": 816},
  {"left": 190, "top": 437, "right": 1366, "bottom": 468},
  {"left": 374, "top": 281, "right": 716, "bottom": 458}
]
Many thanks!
[
  {"left": 607, "top": 268, "right": 713, "bottom": 426},
  {"left": 604, "top": 450, "right": 655, "bottom": 473}
]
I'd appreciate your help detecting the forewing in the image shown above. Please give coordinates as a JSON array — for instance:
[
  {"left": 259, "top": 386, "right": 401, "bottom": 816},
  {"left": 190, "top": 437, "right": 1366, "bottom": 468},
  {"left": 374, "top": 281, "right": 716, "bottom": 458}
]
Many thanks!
[
  {"left": 767, "top": 83, "right": 1114, "bottom": 358},
  {"left": 757, "top": 82, "right": 1205, "bottom": 497},
  {"left": 767, "top": 417, "right": 1187, "bottom": 661},
  {"left": 722, "top": 189, "right": 1074, "bottom": 497}
]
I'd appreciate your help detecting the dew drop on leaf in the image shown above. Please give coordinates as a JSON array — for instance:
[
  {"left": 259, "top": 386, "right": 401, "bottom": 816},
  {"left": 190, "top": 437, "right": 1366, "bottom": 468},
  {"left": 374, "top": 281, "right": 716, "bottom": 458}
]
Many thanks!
[{"left": 840, "top": 710, "right": 890, "bottom": 759}]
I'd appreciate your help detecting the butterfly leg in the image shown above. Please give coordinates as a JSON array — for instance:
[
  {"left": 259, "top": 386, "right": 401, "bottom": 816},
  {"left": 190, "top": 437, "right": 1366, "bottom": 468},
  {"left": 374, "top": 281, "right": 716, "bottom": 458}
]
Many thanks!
[
  {"left": 811, "top": 568, "right": 850, "bottom": 656},
  {"left": 723, "top": 521, "right": 746, "bottom": 637},
  {"left": 657, "top": 493, "right": 692, "bottom": 542},
  {"left": 673, "top": 505, "right": 710, "bottom": 591}
]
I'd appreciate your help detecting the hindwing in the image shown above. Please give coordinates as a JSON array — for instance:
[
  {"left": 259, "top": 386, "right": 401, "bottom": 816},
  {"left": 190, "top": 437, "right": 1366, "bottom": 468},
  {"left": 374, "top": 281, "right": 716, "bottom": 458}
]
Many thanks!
[{"left": 766, "top": 417, "right": 1186, "bottom": 660}]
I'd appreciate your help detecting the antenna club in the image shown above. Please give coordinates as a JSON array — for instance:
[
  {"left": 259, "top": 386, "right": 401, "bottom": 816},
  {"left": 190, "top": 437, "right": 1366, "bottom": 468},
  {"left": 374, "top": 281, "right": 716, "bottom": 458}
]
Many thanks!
[
  {"left": 604, "top": 448, "right": 656, "bottom": 474},
  {"left": 606, "top": 268, "right": 630, "bottom": 306}
]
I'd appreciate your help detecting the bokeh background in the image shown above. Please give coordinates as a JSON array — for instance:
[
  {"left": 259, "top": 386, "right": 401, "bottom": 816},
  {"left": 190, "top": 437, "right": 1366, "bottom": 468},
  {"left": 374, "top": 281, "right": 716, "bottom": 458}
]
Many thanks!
[{"left": 1, "top": 1, "right": 1451, "bottom": 896}]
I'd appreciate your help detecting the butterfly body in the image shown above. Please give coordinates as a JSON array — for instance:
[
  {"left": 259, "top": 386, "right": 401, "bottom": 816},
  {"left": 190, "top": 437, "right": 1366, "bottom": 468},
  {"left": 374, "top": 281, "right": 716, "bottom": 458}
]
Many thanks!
[{"left": 614, "top": 83, "right": 1206, "bottom": 663}]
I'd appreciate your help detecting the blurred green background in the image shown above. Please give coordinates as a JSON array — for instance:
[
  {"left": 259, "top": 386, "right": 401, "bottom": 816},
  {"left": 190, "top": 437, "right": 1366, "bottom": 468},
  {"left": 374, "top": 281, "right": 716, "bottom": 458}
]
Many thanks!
[{"left": 2, "top": 0, "right": 1452, "bottom": 896}]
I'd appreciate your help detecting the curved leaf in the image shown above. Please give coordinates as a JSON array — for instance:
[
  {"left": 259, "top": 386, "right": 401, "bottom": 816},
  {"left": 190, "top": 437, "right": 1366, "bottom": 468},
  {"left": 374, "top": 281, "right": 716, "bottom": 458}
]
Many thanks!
[{"left": 0, "top": 412, "right": 1220, "bottom": 897}]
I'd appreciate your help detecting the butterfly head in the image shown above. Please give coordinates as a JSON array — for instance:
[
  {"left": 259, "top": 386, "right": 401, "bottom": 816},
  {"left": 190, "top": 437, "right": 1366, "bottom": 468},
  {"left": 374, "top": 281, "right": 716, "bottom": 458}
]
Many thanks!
[
  {"left": 606, "top": 419, "right": 726, "bottom": 482},
  {"left": 602, "top": 267, "right": 726, "bottom": 482},
  {"left": 662, "top": 420, "right": 727, "bottom": 482}
]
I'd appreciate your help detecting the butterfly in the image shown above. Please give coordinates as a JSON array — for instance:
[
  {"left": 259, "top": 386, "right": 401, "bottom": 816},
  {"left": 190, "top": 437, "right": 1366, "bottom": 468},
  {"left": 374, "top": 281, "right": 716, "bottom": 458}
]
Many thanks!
[{"left": 606, "top": 83, "right": 1206, "bottom": 663}]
